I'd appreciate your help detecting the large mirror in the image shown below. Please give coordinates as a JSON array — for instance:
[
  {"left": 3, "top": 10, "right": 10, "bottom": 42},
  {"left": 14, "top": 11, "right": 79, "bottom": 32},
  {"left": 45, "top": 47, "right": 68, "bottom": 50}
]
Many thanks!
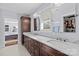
[{"left": 38, "top": 7, "right": 52, "bottom": 31}]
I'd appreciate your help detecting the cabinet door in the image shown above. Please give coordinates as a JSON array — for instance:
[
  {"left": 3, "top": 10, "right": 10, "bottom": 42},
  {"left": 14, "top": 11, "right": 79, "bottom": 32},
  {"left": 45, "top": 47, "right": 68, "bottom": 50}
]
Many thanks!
[
  {"left": 34, "top": 40, "right": 40, "bottom": 47},
  {"left": 24, "top": 36, "right": 29, "bottom": 50},
  {"left": 29, "top": 39, "right": 35, "bottom": 56},
  {"left": 40, "top": 49, "right": 49, "bottom": 56},
  {"left": 33, "top": 39, "right": 40, "bottom": 56},
  {"left": 30, "top": 46, "right": 35, "bottom": 56},
  {"left": 34, "top": 46, "right": 40, "bottom": 56}
]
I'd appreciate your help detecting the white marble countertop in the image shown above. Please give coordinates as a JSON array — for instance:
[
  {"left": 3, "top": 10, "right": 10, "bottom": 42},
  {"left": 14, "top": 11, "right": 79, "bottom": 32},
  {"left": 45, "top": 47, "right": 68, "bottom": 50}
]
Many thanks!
[{"left": 23, "top": 32, "right": 79, "bottom": 56}]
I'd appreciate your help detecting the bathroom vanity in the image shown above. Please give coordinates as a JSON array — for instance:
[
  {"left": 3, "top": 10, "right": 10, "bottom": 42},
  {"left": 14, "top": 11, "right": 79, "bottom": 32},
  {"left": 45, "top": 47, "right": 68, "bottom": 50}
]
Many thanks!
[
  {"left": 23, "top": 32, "right": 70, "bottom": 56},
  {"left": 23, "top": 32, "right": 79, "bottom": 56},
  {"left": 23, "top": 35, "right": 67, "bottom": 56}
]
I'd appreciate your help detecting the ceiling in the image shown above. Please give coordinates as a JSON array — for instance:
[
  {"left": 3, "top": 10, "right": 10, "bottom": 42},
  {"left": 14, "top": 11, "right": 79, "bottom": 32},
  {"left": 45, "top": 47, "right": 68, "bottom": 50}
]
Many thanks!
[{"left": 0, "top": 3, "right": 43, "bottom": 15}]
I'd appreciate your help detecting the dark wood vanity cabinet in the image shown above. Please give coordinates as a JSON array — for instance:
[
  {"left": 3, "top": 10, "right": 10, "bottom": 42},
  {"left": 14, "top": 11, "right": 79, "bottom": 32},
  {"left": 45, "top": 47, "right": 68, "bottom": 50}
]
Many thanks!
[
  {"left": 24, "top": 35, "right": 40, "bottom": 56},
  {"left": 33, "top": 40, "right": 40, "bottom": 56},
  {"left": 29, "top": 38, "right": 40, "bottom": 56},
  {"left": 40, "top": 43, "right": 67, "bottom": 56},
  {"left": 23, "top": 35, "right": 67, "bottom": 56},
  {"left": 24, "top": 35, "right": 29, "bottom": 50}
]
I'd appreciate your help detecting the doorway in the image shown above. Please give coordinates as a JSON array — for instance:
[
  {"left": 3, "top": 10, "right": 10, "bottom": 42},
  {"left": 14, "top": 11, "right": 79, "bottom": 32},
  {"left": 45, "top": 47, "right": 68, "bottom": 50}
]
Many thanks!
[{"left": 4, "top": 18, "right": 18, "bottom": 46}]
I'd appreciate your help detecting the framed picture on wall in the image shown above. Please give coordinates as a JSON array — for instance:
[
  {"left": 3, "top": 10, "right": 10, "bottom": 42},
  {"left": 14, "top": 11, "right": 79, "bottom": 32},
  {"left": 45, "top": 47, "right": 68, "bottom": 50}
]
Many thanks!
[{"left": 64, "top": 15, "right": 76, "bottom": 32}]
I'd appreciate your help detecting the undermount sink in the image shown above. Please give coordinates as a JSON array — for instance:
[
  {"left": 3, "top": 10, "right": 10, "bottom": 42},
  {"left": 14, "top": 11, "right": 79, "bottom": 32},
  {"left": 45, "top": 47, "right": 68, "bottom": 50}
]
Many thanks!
[
  {"left": 32, "top": 33, "right": 69, "bottom": 43},
  {"left": 47, "top": 39, "right": 61, "bottom": 43},
  {"left": 47, "top": 40, "right": 56, "bottom": 42},
  {"left": 47, "top": 39, "right": 68, "bottom": 43},
  {"left": 33, "top": 33, "right": 38, "bottom": 35}
]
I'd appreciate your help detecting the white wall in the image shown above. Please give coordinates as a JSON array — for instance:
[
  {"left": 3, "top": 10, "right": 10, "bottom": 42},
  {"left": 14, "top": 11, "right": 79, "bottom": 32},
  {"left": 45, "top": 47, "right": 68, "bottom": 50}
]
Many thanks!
[
  {"left": 0, "top": 9, "right": 19, "bottom": 48},
  {"left": 2, "top": 9, "right": 20, "bottom": 44},
  {"left": 5, "top": 21, "right": 18, "bottom": 36},
  {"left": 2, "top": 9, "right": 19, "bottom": 36},
  {"left": 0, "top": 9, "right": 5, "bottom": 48},
  {"left": 31, "top": 3, "right": 79, "bottom": 43},
  {"left": 17, "top": 14, "right": 22, "bottom": 45}
]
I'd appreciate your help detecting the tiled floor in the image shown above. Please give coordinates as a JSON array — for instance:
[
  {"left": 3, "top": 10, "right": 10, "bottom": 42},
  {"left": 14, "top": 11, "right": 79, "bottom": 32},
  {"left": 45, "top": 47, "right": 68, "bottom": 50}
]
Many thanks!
[{"left": 0, "top": 44, "right": 30, "bottom": 56}]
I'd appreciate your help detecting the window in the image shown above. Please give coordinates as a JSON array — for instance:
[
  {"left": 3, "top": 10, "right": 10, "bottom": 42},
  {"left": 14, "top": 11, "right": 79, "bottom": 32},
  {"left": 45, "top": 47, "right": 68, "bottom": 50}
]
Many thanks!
[{"left": 5, "top": 25, "right": 9, "bottom": 32}]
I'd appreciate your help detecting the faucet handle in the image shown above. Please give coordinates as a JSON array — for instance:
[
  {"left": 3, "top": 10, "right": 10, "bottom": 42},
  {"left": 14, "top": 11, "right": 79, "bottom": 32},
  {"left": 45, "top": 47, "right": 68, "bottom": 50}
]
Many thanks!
[
  {"left": 64, "top": 40, "right": 66, "bottom": 42},
  {"left": 63, "top": 39, "right": 69, "bottom": 42}
]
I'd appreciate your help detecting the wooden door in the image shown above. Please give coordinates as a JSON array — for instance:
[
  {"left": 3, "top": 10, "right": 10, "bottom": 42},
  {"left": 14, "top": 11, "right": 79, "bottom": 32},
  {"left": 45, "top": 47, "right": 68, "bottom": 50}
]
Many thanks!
[
  {"left": 21, "top": 16, "right": 31, "bottom": 44},
  {"left": 21, "top": 17, "right": 31, "bottom": 32}
]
